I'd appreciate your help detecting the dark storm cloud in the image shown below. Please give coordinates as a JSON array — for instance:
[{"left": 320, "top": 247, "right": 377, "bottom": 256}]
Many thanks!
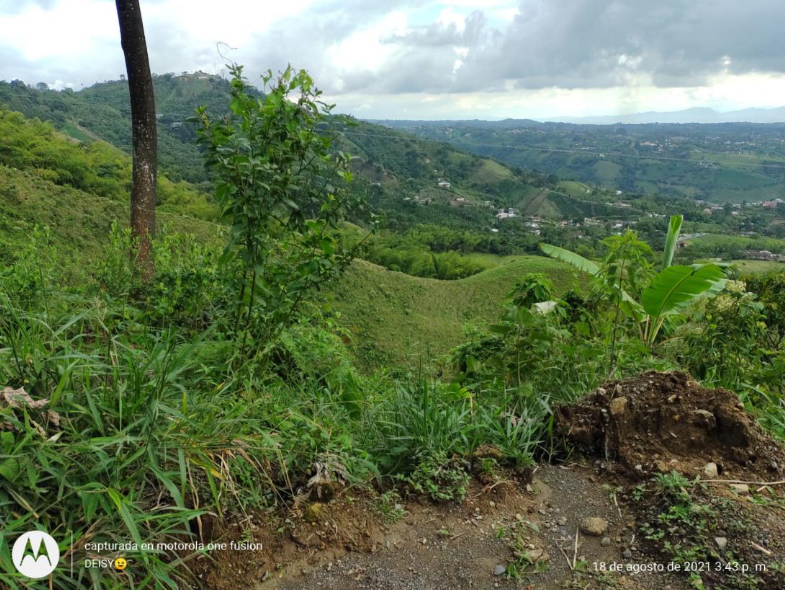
[
  {"left": 315, "top": 0, "right": 785, "bottom": 93},
  {"left": 2, "top": 0, "right": 784, "bottom": 95}
]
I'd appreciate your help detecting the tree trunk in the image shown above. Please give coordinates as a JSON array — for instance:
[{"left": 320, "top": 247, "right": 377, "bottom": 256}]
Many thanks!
[{"left": 115, "top": 0, "right": 157, "bottom": 280}]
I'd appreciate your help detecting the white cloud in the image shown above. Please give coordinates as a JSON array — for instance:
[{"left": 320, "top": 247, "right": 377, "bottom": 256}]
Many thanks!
[{"left": 1, "top": 0, "right": 785, "bottom": 119}]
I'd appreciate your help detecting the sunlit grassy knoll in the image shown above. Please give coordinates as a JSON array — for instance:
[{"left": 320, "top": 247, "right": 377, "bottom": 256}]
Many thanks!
[{"left": 329, "top": 256, "right": 586, "bottom": 367}]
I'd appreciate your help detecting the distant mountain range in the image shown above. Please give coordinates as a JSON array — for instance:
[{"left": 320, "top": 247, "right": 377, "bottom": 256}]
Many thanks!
[{"left": 549, "top": 106, "right": 785, "bottom": 125}]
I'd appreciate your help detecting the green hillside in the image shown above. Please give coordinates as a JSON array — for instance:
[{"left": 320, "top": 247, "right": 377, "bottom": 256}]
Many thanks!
[
  {"left": 376, "top": 119, "right": 785, "bottom": 204},
  {"left": 0, "top": 108, "right": 217, "bottom": 220},
  {"left": 330, "top": 256, "right": 585, "bottom": 366},
  {"left": 0, "top": 74, "right": 241, "bottom": 185},
  {"left": 0, "top": 164, "right": 221, "bottom": 264},
  {"left": 0, "top": 77, "right": 586, "bottom": 231}
]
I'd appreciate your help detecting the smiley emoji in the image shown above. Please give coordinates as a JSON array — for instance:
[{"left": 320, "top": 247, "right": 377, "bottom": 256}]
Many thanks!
[{"left": 114, "top": 557, "right": 128, "bottom": 571}]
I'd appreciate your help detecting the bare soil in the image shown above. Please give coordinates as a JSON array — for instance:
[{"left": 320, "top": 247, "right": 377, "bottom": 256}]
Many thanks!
[{"left": 554, "top": 371, "right": 784, "bottom": 481}]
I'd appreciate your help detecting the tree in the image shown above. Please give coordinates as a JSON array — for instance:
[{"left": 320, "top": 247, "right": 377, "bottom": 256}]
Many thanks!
[
  {"left": 195, "top": 64, "right": 363, "bottom": 363},
  {"left": 115, "top": 0, "right": 157, "bottom": 279}
]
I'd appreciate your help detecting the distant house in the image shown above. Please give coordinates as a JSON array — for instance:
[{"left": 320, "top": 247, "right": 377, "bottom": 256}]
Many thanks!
[
  {"left": 745, "top": 250, "right": 778, "bottom": 261},
  {"left": 438, "top": 181, "right": 451, "bottom": 189}
]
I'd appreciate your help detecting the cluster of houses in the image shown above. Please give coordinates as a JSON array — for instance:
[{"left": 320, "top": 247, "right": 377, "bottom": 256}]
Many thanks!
[
  {"left": 496, "top": 208, "right": 519, "bottom": 220},
  {"left": 744, "top": 250, "right": 785, "bottom": 262},
  {"left": 402, "top": 194, "right": 433, "bottom": 205},
  {"left": 697, "top": 198, "right": 784, "bottom": 213}
]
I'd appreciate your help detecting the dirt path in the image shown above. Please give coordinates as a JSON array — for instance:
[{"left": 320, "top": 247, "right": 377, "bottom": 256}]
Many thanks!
[
  {"left": 523, "top": 189, "right": 550, "bottom": 216},
  {"left": 257, "top": 465, "right": 688, "bottom": 590}
]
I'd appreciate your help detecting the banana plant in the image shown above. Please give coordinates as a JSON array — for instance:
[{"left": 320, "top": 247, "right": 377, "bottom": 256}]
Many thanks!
[{"left": 541, "top": 215, "right": 726, "bottom": 347}]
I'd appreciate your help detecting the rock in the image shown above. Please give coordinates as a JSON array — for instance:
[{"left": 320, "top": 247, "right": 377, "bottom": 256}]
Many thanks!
[
  {"left": 655, "top": 460, "right": 670, "bottom": 472},
  {"left": 623, "top": 549, "right": 633, "bottom": 559},
  {"left": 580, "top": 517, "right": 609, "bottom": 537},
  {"left": 609, "top": 397, "right": 628, "bottom": 417},
  {"left": 304, "top": 502, "right": 323, "bottom": 523},
  {"left": 601, "top": 537, "right": 611, "bottom": 547},
  {"left": 557, "top": 517, "right": 567, "bottom": 526},
  {"left": 704, "top": 462, "right": 719, "bottom": 478},
  {"left": 715, "top": 537, "right": 727, "bottom": 550},
  {"left": 473, "top": 445, "right": 504, "bottom": 460},
  {"left": 526, "top": 549, "right": 549, "bottom": 563},
  {"left": 729, "top": 483, "right": 750, "bottom": 494},
  {"left": 691, "top": 409, "right": 717, "bottom": 429},
  {"left": 493, "top": 564, "right": 507, "bottom": 576}
]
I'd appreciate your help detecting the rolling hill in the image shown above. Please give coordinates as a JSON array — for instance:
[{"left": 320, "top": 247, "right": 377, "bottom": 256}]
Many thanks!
[
  {"left": 330, "top": 256, "right": 585, "bottom": 367},
  {"left": 373, "top": 118, "right": 785, "bottom": 204},
  {"left": 0, "top": 75, "right": 620, "bottom": 228}
]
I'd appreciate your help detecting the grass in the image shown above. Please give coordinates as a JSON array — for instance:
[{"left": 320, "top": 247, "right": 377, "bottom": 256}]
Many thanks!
[
  {"left": 0, "top": 165, "right": 223, "bottom": 263},
  {"left": 472, "top": 158, "right": 513, "bottom": 183},
  {"left": 729, "top": 259, "right": 785, "bottom": 274},
  {"left": 328, "top": 256, "right": 586, "bottom": 367},
  {"left": 556, "top": 180, "right": 592, "bottom": 197}
]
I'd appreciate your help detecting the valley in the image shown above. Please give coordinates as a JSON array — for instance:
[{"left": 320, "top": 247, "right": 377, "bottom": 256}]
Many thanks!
[{"left": 1, "top": 67, "right": 784, "bottom": 590}]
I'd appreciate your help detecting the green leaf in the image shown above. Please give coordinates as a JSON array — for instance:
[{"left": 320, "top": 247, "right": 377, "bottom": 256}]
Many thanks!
[
  {"left": 106, "top": 489, "right": 144, "bottom": 547},
  {"left": 0, "top": 458, "right": 20, "bottom": 481},
  {"left": 540, "top": 243, "right": 600, "bottom": 276},
  {"left": 662, "top": 214, "right": 683, "bottom": 270},
  {"left": 642, "top": 264, "right": 726, "bottom": 321}
]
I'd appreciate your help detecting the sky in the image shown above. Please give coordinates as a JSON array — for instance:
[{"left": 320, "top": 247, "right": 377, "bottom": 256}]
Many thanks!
[{"left": 2, "top": 0, "right": 785, "bottom": 120}]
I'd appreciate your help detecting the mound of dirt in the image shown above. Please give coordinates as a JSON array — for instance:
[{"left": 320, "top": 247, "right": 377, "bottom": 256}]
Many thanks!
[{"left": 555, "top": 371, "right": 784, "bottom": 480}]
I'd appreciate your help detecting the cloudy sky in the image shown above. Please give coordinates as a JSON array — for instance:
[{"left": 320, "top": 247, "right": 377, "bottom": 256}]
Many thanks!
[{"left": 2, "top": 0, "right": 785, "bottom": 120}]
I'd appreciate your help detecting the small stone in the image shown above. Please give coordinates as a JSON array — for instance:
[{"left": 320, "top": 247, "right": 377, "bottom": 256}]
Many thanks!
[
  {"left": 489, "top": 501, "right": 496, "bottom": 508},
  {"left": 655, "top": 460, "right": 670, "bottom": 472},
  {"left": 729, "top": 484, "right": 750, "bottom": 494},
  {"left": 493, "top": 564, "right": 507, "bottom": 576},
  {"left": 580, "top": 517, "right": 609, "bottom": 537},
  {"left": 304, "top": 502, "right": 323, "bottom": 523},
  {"left": 691, "top": 409, "right": 717, "bottom": 429},
  {"left": 609, "top": 396, "right": 628, "bottom": 416},
  {"left": 703, "top": 462, "right": 719, "bottom": 478},
  {"left": 715, "top": 537, "right": 727, "bottom": 550},
  {"left": 473, "top": 445, "right": 504, "bottom": 460},
  {"left": 623, "top": 549, "right": 633, "bottom": 559},
  {"left": 527, "top": 549, "right": 549, "bottom": 563},
  {"left": 557, "top": 517, "right": 567, "bottom": 526},
  {"left": 601, "top": 537, "right": 611, "bottom": 546}
]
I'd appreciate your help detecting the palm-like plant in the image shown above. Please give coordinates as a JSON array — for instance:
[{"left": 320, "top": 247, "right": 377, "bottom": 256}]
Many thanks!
[{"left": 541, "top": 215, "right": 726, "bottom": 349}]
